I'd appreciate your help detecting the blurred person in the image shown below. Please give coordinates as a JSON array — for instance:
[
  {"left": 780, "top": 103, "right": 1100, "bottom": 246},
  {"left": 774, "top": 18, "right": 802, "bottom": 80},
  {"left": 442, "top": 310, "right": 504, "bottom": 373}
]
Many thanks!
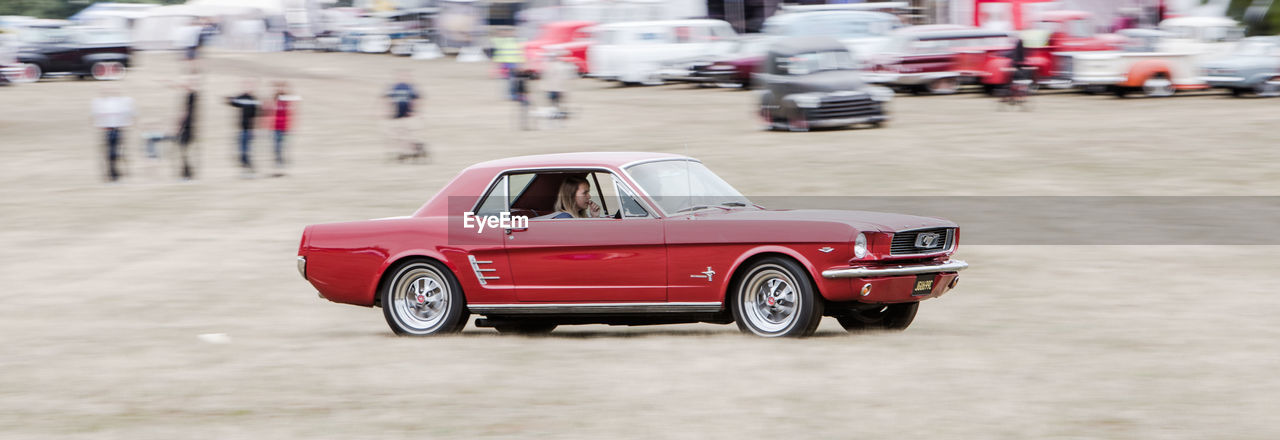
[
  {"left": 511, "top": 68, "right": 532, "bottom": 131},
  {"left": 91, "top": 86, "right": 135, "bottom": 182},
  {"left": 385, "top": 70, "right": 427, "bottom": 161},
  {"left": 227, "top": 79, "right": 261, "bottom": 177},
  {"left": 552, "top": 176, "right": 602, "bottom": 219},
  {"left": 490, "top": 27, "right": 525, "bottom": 99},
  {"left": 267, "top": 80, "right": 299, "bottom": 176},
  {"left": 174, "top": 74, "right": 200, "bottom": 180},
  {"left": 541, "top": 51, "right": 575, "bottom": 120}
]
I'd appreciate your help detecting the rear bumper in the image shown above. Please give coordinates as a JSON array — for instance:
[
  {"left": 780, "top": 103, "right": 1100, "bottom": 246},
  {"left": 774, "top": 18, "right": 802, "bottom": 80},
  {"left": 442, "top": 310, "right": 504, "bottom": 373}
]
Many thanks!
[{"left": 1200, "top": 76, "right": 1246, "bottom": 87}]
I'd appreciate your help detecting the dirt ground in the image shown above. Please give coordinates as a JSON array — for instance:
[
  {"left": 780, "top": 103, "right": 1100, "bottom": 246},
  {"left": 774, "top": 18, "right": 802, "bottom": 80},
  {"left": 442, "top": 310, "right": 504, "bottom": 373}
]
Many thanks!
[{"left": 2, "top": 50, "right": 1278, "bottom": 439}]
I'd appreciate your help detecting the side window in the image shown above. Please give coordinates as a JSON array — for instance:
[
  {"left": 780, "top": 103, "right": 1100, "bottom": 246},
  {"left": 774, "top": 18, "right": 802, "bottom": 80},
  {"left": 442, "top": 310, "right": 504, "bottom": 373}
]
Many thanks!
[
  {"left": 616, "top": 179, "right": 650, "bottom": 218},
  {"left": 474, "top": 175, "right": 508, "bottom": 216}
]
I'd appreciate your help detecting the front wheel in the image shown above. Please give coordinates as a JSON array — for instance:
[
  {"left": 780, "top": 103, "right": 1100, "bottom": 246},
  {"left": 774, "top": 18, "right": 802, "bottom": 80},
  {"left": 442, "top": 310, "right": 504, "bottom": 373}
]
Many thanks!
[
  {"left": 731, "top": 257, "right": 823, "bottom": 337},
  {"left": 13, "top": 63, "right": 41, "bottom": 84},
  {"left": 837, "top": 302, "right": 918, "bottom": 332},
  {"left": 380, "top": 259, "right": 469, "bottom": 336},
  {"left": 926, "top": 77, "right": 959, "bottom": 95}
]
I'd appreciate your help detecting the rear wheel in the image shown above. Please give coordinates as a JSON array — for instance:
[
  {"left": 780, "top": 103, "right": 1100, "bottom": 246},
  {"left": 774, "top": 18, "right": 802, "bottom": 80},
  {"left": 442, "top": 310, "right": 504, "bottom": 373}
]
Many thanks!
[
  {"left": 731, "top": 257, "right": 823, "bottom": 337},
  {"left": 91, "top": 61, "right": 125, "bottom": 81},
  {"left": 1254, "top": 78, "right": 1280, "bottom": 97},
  {"left": 1141, "top": 76, "right": 1174, "bottom": 97},
  {"left": 380, "top": 259, "right": 468, "bottom": 336},
  {"left": 926, "top": 77, "right": 958, "bottom": 95},
  {"left": 837, "top": 302, "right": 918, "bottom": 332}
]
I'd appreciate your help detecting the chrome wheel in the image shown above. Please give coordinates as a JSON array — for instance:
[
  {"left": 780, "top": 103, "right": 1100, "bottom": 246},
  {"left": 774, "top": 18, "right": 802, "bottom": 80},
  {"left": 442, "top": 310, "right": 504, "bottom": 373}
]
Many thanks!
[
  {"left": 742, "top": 266, "right": 798, "bottom": 333},
  {"left": 731, "top": 258, "right": 823, "bottom": 337},
  {"left": 1142, "top": 77, "right": 1174, "bottom": 97},
  {"left": 381, "top": 260, "right": 467, "bottom": 336}
]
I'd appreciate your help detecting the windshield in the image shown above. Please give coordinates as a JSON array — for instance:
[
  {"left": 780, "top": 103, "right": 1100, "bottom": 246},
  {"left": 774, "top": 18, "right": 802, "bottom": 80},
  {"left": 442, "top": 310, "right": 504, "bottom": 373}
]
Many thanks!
[
  {"left": 776, "top": 16, "right": 896, "bottom": 39},
  {"left": 782, "top": 50, "right": 857, "bottom": 75},
  {"left": 626, "top": 160, "right": 752, "bottom": 214}
]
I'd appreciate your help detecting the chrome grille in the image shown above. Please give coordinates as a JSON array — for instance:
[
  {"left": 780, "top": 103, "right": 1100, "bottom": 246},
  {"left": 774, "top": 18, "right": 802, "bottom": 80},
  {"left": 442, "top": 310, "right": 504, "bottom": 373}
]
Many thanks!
[
  {"left": 808, "top": 95, "right": 881, "bottom": 119},
  {"left": 890, "top": 228, "right": 954, "bottom": 255}
]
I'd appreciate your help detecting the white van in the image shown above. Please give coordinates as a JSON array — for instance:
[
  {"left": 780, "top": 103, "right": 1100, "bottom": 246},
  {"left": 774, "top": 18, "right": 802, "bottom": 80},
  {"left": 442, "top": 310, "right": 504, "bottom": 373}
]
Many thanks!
[{"left": 587, "top": 19, "right": 737, "bottom": 85}]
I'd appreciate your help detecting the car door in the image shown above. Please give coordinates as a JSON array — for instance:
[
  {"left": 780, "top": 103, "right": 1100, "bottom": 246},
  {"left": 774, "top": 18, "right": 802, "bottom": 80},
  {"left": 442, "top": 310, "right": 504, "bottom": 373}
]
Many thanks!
[
  {"left": 505, "top": 170, "right": 666, "bottom": 302},
  {"left": 448, "top": 173, "right": 521, "bottom": 303}
]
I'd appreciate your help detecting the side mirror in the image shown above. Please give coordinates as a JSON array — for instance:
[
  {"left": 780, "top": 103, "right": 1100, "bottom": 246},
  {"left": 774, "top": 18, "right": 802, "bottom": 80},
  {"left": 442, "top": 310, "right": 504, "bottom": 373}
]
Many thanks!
[{"left": 613, "top": 210, "right": 622, "bottom": 220}]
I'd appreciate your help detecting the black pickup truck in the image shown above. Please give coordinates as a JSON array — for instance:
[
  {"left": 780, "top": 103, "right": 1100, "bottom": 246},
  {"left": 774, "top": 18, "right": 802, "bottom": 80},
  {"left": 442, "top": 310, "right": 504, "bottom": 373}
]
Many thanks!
[{"left": 13, "top": 26, "right": 131, "bottom": 82}]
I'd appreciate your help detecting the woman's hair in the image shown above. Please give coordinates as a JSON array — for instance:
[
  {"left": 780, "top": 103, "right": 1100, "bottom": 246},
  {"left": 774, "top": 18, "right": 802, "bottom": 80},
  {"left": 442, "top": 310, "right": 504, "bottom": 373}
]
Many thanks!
[{"left": 554, "top": 176, "right": 590, "bottom": 218}]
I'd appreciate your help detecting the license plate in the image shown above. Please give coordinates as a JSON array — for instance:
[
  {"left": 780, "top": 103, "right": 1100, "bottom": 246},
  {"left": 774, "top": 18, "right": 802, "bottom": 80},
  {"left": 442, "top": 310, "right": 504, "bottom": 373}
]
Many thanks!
[{"left": 911, "top": 274, "right": 936, "bottom": 295}]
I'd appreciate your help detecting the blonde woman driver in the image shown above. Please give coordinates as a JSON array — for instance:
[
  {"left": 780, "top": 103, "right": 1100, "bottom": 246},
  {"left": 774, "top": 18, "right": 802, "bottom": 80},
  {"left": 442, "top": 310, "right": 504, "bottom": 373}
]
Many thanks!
[{"left": 551, "top": 176, "right": 603, "bottom": 219}]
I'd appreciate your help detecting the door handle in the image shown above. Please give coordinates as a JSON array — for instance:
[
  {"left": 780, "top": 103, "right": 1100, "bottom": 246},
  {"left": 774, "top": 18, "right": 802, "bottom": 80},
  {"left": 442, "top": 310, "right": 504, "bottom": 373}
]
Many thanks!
[{"left": 505, "top": 227, "right": 528, "bottom": 234}]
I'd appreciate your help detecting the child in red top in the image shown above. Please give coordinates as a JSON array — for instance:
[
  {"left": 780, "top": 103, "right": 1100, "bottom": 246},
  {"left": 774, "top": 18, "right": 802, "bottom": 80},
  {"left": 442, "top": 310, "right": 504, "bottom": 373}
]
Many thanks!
[{"left": 269, "top": 80, "right": 299, "bottom": 174}]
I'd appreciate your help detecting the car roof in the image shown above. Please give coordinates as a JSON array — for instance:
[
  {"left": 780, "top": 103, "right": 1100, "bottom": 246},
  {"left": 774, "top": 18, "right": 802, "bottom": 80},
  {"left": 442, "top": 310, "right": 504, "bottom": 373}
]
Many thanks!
[
  {"left": 767, "top": 36, "right": 848, "bottom": 56},
  {"left": 467, "top": 152, "right": 693, "bottom": 172}
]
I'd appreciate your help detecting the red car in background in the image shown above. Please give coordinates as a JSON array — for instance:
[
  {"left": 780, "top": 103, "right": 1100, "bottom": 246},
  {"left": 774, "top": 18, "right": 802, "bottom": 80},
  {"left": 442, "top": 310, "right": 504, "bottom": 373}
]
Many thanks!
[
  {"left": 522, "top": 20, "right": 593, "bottom": 75},
  {"left": 865, "top": 26, "right": 1013, "bottom": 94},
  {"left": 297, "top": 152, "right": 967, "bottom": 337},
  {"left": 962, "top": 10, "right": 1122, "bottom": 89}
]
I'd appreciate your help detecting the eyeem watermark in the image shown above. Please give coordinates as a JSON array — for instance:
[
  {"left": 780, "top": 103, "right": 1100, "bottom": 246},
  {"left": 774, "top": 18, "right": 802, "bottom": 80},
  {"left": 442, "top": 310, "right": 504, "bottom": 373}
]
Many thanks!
[{"left": 463, "top": 211, "right": 529, "bottom": 233}]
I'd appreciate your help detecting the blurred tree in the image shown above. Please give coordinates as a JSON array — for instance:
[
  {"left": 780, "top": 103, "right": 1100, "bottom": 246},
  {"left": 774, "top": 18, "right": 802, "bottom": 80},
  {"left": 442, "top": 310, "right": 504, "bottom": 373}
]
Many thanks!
[{"left": 1227, "top": 0, "right": 1279, "bottom": 36}]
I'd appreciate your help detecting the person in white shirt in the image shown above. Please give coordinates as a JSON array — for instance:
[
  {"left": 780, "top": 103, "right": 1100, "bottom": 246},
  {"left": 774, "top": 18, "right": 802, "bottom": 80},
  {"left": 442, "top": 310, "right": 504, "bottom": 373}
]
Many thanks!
[{"left": 92, "top": 87, "right": 135, "bottom": 182}]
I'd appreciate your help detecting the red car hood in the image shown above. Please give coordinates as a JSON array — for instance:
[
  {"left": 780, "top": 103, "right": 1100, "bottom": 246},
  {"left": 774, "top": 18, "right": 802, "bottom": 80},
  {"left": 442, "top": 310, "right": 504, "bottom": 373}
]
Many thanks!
[{"left": 691, "top": 208, "right": 955, "bottom": 232}]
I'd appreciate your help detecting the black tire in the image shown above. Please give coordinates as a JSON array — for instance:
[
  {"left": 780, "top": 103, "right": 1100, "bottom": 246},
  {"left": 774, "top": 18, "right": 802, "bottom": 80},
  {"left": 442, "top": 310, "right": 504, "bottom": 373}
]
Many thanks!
[
  {"left": 1231, "top": 87, "right": 1245, "bottom": 97},
  {"left": 1112, "top": 87, "right": 1129, "bottom": 98},
  {"left": 837, "top": 302, "right": 918, "bottom": 332},
  {"left": 493, "top": 322, "right": 557, "bottom": 335},
  {"left": 730, "top": 257, "right": 823, "bottom": 337},
  {"left": 380, "top": 259, "right": 469, "bottom": 336}
]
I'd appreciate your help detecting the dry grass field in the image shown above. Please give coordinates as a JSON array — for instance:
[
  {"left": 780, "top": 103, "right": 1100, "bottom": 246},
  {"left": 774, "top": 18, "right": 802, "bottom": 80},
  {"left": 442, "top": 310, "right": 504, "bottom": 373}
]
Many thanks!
[{"left": 1, "top": 50, "right": 1277, "bottom": 439}]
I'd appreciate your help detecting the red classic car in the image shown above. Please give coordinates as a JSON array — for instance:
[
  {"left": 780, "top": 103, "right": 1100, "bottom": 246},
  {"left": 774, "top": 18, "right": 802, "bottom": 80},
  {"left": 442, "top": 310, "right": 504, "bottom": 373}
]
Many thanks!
[
  {"left": 522, "top": 20, "right": 594, "bottom": 75},
  {"left": 961, "top": 10, "right": 1121, "bottom": 89},
  {"left": 865, "top": 26, "right": 1013, "bottom": 94},
  {"left": 297, "top": 152, "right": 967, "bottom": 337}
]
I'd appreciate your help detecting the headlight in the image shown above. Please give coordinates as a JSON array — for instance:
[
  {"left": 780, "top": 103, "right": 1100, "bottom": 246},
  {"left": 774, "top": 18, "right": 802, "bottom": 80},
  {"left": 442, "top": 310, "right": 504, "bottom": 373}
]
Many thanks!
[
  {"left": 793, "top": 95, "right": 821, "bottom": 108},
  {"left": 853, "top": 233, "right": 868, "bottom": 259},
  {"left": 868, "top": 86, "right": 894, "bottom": 102}
]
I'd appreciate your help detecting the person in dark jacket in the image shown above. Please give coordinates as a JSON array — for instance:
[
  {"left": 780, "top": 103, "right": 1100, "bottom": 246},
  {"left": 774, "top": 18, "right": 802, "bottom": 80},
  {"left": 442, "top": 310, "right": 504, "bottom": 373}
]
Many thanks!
[
  {"left": 227, "top": 79, "right": 260, "bottom": 176},
  {"left": 176, "top": 75, "right": 199, "bottom": 180}
]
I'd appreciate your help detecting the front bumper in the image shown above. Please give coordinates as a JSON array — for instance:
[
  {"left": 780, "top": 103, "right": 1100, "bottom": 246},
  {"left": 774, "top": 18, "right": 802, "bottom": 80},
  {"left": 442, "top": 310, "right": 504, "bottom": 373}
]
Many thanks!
[
  {"left": 822, "top": 259, "right": 967, "bottom": 303},
  {"left": 823, "top": 259, "right": 968, "bottom": 278},
  {"left": 806, "top": 114, "right": 887, "bottom": 128}
]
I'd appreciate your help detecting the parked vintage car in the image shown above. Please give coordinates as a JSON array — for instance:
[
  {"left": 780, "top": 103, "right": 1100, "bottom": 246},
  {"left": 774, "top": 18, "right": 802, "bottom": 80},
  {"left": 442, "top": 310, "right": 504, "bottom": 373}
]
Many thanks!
[
  {"left": 1054, "top": 29, "right": 1206, "bottom": 98},
  {"left": 761, "top": 10, "right": 902, "bottom": 64},
  {"left": 12, "top": 25, "right": 130, "bottom": 82},
  {"left": 757, "top": 37, "right": 892, "bottom": 131},
  {"left": 965, "top": 10, "right": 1121, "bottom": 90},
  {"left": 656, "top": 36, "right": 771, "bottom": 87},
  {"left": 1199, "top": 36, "right": 1280, "bottom": 97},
  {"left": 1157, "top": 15, "right": 1244, "bottom": 62},
  {"left": 587, "top": 19, "right": 737, "bottom": 85},
  {"left": 523, "top": 20, "right": 594, "bottom": 75},
  {"left": 297, "top": 152, "right": 967, "bottom": 337},
  {"left": 865, "top": 25, "right": 1012, "bottom": 94}
]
